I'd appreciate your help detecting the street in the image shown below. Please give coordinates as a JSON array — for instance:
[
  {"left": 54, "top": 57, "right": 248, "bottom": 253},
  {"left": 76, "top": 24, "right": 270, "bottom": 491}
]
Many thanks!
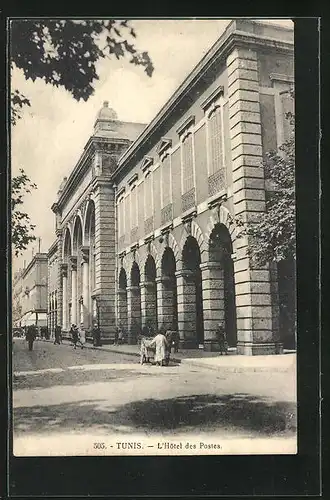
[{"left": 12, "top": 338, "right": 297, "bottom": 456}]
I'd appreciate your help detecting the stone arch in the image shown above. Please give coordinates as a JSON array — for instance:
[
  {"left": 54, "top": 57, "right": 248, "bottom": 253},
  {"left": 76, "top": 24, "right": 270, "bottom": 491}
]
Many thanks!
[
  {"left": 206, "top": 222, "right": 237, "bottom": 348},
  {"left": 142, "top": 241, "right": 161, "bottom": 278},
  {"left": 72, "top": 214, "right": 84, "bottom": 254},
  {"left": 167, "top": 232, "right": 181, "bottom": 264},
  {"left": 191, "top": 220, "right": 208, "bottom": 255},
  {"left": 128, "top": 260, "right": 142, "bottom": 343},
  {"left": 130, "top": 249, "right": 142, "bottom": 271},
  {"left": 62, "top": 226, "right": 72, "bottom": 260},
  {"left": 205, "top": 205, "right": 237, "bottom": 245},
  {"left": 83, "top": 199, "right": 96, "bottom": 246},
  {"left": 120, "top": 254, "right": 131, "bottom": 278}
]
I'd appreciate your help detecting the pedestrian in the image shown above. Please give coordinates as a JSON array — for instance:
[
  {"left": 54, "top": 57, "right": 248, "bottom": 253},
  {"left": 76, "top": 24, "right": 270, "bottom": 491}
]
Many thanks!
[
  {"left": 149, "top": 326, "right": 167, "bottom": 366},
  {"left": 118, "top": 324, "right": 124, "bottom": 344},
  {"left": 26, "top": 324, "right": 36, "bottom": 351},
  {"left": 70, "top": 324, "right": 79, "bottom": 349},
  {"left": 54, "top": 324, "right": 62, "bottom": 345},
  {"left": 216, "top": 322, "right": 228, "bottom": 355},
  {"left": 78, "top": 324, "right": 86, "bottom": 349},
  {"left": 92, "top": 322, "right": 101, "bottom": 346}
]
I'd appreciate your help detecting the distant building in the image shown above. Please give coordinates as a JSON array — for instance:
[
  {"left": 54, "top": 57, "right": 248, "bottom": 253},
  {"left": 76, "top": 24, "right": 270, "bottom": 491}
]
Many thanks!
[
  {"left": 50, "top": 19, "right": 295, "bottom": 354},
  {"left": 12, "top": 253, "right": 48, "bottom": 328}
]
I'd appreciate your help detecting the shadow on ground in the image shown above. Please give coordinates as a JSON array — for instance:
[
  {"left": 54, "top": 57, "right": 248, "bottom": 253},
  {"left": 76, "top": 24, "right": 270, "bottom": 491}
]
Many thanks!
[
  {"left": 14, "top": 393, "right": 296, "bottom": 437},
  {"left": 12, "top": 368, "right": 169, "bottom": 390}
]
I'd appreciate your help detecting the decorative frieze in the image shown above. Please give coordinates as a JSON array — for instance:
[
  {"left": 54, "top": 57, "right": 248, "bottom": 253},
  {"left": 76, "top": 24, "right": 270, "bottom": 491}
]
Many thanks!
[
  {"left": 208, "top": 170, "right": 226, "bottom": 197},
  {"left": 161, "top": 203, "right": 173, "bottom": 225},
  {"left": 144, "top": 216, "right": 154, "bottom": 235},
  {"left": 181, "top": 187, "right": 195, "bottom": 212}
]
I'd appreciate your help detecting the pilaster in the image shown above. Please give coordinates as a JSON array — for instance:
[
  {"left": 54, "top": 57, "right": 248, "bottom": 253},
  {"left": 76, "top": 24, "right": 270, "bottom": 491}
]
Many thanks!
[
  {"left": 200, "top": 261, "right": 224, "bottom": 352},
  {"left": 175, "top": 269, "right": 199, "bottom": 349},
  {"left": 227, "top": 47, "right": 282, "bottom": 355},
  {"left": 93, "top": 178, "right": 116, "bottom": 342}
]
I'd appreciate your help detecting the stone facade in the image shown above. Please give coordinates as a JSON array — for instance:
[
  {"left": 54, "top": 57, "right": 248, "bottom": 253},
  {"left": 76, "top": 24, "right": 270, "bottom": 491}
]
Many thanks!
[
  {"left": 49, "top": 20, "right": 295, "bottom": 353},
  {"left": 12, "top": 254, "right": 48, "bottom": 327}
]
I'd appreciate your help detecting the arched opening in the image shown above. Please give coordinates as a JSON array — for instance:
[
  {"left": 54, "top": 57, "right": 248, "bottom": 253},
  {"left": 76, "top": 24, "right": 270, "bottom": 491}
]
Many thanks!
[
  {"left": 143, "top": 255, "right": 158, "bottom": 332},
  {"left": 84, "top": 201, "right": 96, "bottom": 329},
  {"left": 72, "top": 217, "right": 83, "bottom": 326},
  {"left": 182, "top": 236, "right": 204, "bottom": 345},
  {"left": 129, "top": 261, "right": 141, "bottom": 344},
  {"left": 63, "top": 228, "right": 72, "bottom": 329},
  {"left": 208, "top": 223, "right": 237, "bottom": 348},
  {"left": 277, "top": 258, "right": 296, "bottom": 349},
  {"left": 161, "top": 247, "right": 178, "bottom": 331},
  {"left": 118, "top": 268, "right": 128, "bottom": 333}
]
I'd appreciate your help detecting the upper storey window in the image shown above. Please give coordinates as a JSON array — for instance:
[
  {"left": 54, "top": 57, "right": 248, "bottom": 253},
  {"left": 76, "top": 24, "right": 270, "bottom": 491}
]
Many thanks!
[
  {"left": 270, "top": 73, "right": 294, "bottom": 146},
  {"left": 128, "top": 173, "right": 138, "bottom": 230},
  {"left": 141, "top": 157, "right": 154, "bottom": 221},
  {"left": 208, "top": 105, "right": 224, "bottom": 175},
  {"left": 117, "top": 195, "right": 125, "bottom": 237},
  {"left": 157, "top": 138, "right": 173, "bottom": 224},
  {"left": 201, "top": 86, "right": 226, "bottom": 196},
  {"left": 176, "top": 117, "right": 195, "bottom": 196}
]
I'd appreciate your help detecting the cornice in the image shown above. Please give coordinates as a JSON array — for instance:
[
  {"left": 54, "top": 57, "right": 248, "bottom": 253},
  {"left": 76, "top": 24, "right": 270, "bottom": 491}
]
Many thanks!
[
  {"left": 21, "top": 253, "right": 48, "bottom": 279},
  {"left": 114, "top": 24, "right": 293, "bottom": 179},
  {"left": 56, "top": 135, "right": 127, "bottom": 210}
]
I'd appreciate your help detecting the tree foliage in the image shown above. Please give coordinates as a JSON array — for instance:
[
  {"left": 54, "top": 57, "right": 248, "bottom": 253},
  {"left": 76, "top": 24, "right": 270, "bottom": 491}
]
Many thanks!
[
  {"left": 12, "top": 169, "right": 37, "bottom": 256},
  {"left": 10, "top": 19, "right": 154, "bottom": 124},
  {"left": 236, "top": 90, "right": 295, "bottom": 266}
]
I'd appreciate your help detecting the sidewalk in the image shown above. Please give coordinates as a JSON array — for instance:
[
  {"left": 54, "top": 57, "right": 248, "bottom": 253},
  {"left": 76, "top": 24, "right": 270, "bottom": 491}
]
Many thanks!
[{"left": 43, "top": 338, "right": 296, "bottom": 373}]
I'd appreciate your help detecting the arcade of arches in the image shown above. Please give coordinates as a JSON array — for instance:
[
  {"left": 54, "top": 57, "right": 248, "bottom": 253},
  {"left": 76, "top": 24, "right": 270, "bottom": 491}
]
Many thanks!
[
  {"left": 61, "top": 201, "right": 96, "bottom": 331},
  {"left": 118, "top": 223, "right": 239, "bottom": 352}
]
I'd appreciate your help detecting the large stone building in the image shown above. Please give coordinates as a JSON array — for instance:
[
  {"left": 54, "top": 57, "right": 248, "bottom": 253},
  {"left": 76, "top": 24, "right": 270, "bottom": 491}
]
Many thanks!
[
  {"left": 50, "top": 19, "right": 295, "bottom": 354},
  {"left": 12, "top": 253, "right": 48, "bottom": 328}
]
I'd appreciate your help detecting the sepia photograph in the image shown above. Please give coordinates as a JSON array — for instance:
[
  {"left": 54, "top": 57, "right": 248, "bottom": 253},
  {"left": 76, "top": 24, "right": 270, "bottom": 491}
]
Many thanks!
[{"left": 10, "top": 17, "right": 297, "bottom": 458}]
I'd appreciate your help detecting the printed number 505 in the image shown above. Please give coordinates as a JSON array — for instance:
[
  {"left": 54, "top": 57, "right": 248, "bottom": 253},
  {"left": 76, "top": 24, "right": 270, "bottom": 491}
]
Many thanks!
[{"left": 94, "top": 442, "right": 106, "bottom": 449}]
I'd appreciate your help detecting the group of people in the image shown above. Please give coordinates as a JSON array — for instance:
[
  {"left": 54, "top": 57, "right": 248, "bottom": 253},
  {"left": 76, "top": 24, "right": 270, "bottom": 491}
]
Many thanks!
[
  {"left": 24, "top": 318, "right": 228, "bottom": 358},
  {"left": 140, "top": 326, "right": 180, "bottom": 366},
  {"left": 69, "top": 324, "right": 86, "bottom": 349}
]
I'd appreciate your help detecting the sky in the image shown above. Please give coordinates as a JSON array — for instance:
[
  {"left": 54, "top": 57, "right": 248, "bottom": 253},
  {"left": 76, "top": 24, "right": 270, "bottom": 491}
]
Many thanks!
[{"left": 11, "top": 18, "right": 293, "bottom": 271}]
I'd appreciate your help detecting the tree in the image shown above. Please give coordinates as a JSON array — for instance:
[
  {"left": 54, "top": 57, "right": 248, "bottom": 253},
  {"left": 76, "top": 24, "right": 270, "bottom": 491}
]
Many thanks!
[
  {"left": 12, "top": 169, "right": 37, "bottom": 256},
  {"left": 10, "top": 19, "right": 154, "bottom": 124},
  {"left": 10, "top": 19, "right": 154, "bottom": 254},
  {"left": 235, "top": 89, "right": 295, "bottom": 266}
]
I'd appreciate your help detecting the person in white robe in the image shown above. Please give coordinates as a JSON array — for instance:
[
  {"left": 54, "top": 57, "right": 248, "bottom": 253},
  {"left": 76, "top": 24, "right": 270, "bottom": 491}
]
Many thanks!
[
  {"left": 78, "top": 325, "right": 86, "bottom": 349},
  {"left": 149, "top": 328, "right": 167, "bottom": 366}
]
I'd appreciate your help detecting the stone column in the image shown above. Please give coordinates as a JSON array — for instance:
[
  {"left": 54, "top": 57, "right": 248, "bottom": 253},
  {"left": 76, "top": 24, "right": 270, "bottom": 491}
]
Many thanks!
[
  {"left": 156, "top": 276, "right": 174, "bottom": 331},
  {"left": 93, "top": 178, "right": 116, "bottom": 343},
  {"left": 81, "top": 246, "right": 90, "bottom": 329},
  {"left": 175, "top": 269, "right": 198, "bottom": 349},
  {"left": 118, "top": 289, "right": 128, "bottom": 331},
  {"left": 227, "top": 47, "right": 282, "bottom": 355},
  {"left": 141, "top": 279, "right": 157, "bottom": 331},
  {"left": 70, "top": 256, "right": 77, "bottom": 325},
  {"left": 61, "top": 263, "right": 68, "bottom": 330},
  {"left": 127, "top": 285, "right": 141, "bottom": 344},
  {"left": 200, "top": 261, "right": 224, "bottom": 351}
]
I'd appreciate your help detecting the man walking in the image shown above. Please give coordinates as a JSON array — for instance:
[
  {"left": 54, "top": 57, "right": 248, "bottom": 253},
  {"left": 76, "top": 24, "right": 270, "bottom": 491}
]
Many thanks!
[
  {"left": 26, "top": 324, "right": 36, "bottom": 351},
  {"left": 149, "top": 326, "right": 168, "bottom": 366},
  {"left": 54, "top": 324, "right": 62, "bottom": 345},
  {"left": 216, "top": 322, "right": 228, "bottom": 355}
]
